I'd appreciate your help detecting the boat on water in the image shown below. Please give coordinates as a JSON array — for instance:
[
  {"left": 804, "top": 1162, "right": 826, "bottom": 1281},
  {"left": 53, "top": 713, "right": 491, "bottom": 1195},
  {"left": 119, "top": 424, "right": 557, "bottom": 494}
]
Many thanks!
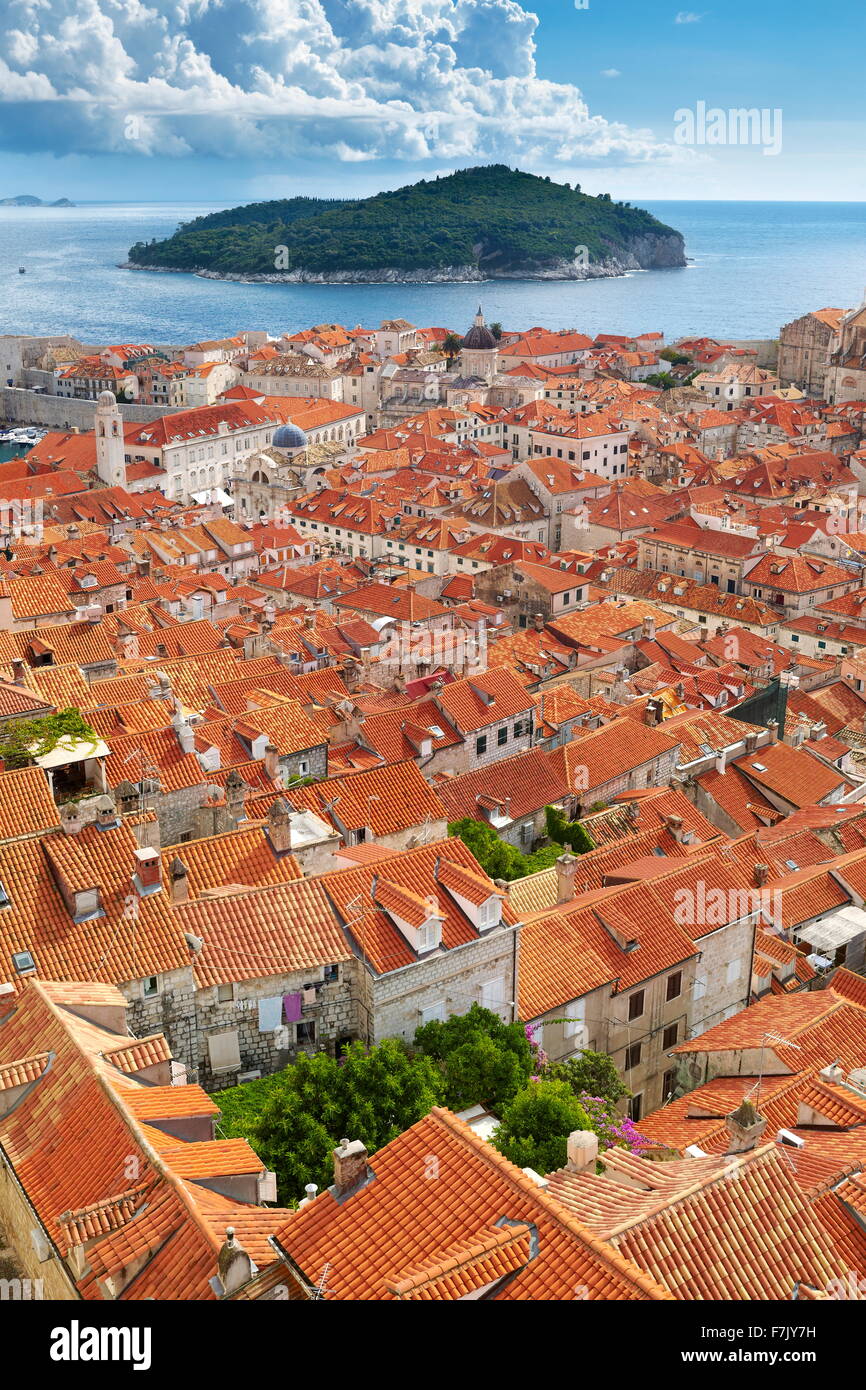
[{"left": 18, "top": 267, "right": 25, "bottom": 274}]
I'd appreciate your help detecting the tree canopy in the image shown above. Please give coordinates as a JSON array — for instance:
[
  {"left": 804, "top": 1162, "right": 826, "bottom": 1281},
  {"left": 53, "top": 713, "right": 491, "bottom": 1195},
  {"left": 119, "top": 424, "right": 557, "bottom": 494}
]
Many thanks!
[
  {"left": 492, "top": 1079, "right": 592, "bottom": 1173},
  {"left": 128, "top": 165, "right": 684, "bottom": 277},
  {"left": 414, "top": 1003, "right": 534, "bottom": 1110}
]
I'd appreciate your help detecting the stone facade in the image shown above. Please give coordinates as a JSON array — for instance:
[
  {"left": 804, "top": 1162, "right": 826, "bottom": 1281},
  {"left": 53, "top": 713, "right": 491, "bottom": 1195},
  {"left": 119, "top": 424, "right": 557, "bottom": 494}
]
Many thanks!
[
  {"left": 778, "top": 311, "right": 840, "bottom": 395},
  {"left": 196, "top": 961, "right": 361, "bottom": 1091},
  {"left": 359, "top": 918, "right": 520, "bottom": 1046}
]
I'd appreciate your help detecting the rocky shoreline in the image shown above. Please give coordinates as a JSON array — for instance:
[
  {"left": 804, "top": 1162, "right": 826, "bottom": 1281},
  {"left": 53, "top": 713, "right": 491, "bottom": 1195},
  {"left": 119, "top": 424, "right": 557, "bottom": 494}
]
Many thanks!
[{"left": 119, "top": 236, "right": 686, "bottom": 286}]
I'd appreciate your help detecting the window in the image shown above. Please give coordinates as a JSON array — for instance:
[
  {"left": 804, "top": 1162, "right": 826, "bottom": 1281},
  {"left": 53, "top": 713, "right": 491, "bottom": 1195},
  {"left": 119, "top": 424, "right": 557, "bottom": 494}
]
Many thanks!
[
  {"left": 296, "top": 1021, "right": 316, "bottom": 1045},
  {"left": 497, "top": 726, "right": 508, "bottom": 746},
  {"left": 480, "top": 978, "right": 502, "bottom": 1011},
  {"left": 663, "top": 1022, "right": 679, "bottom": 1050},
  {"left": 324, "top": 963, "right": 340, "bottom": 984},
  {"left": 666, "top": 971, "right": 682, "bottom": 1001},
  {"left": 662, "top": 1068, "right": 678, "bottom": 1100},
  {"left": 628, "top": 989, "right": 645, "bottom": 1021},
  {"left": 217, "top": 983, "right": 234, "bottom": 1003},
  {"left": 475, "top": 735, "right": 488, "bottom": 755},
  {"left": 419, "top": 1001, "right": 446, "bottom": 1025},
  {"left": 418, "top": 919, "right": 440, "bottom": 952},
  {"left": 207, "top": 1030, "right": 241, "bottom": 1073},
  {"left": 726, "top": 957, "right": 742, "bottom": 986},
  {"left": 625, "top": 1043, "right": 642, "bottom": 1071},
  {"left": 628, "top": 1093, "right": 643, "bottom": 1122},
  {"left": 142, "top": 975, "right": 159, "bottom": 999}
]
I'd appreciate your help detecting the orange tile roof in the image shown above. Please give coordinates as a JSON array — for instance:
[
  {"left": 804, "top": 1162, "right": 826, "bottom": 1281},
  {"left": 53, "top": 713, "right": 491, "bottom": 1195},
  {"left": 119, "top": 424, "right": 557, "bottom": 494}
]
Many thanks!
[
  {"left": 0, "top": 765, "right": 60, "bottom": 841},
  {"left": 0, "top": 980, "right": 293, "bottom": 1298},
  {"left": 270, "top": 1107, "right": 668, "bottom": 1301},
  {"left": 175, "top": 875, "right": 351, "bottom": 989},
  {"left": 162, "top": 824, "right": 303, "bottom": 901},
  {"left": 288, "top": 760, "right": 447, "bottom": 839},
  {"left": 546, "top": 1144, "right": 852, "bottom": 1300}
]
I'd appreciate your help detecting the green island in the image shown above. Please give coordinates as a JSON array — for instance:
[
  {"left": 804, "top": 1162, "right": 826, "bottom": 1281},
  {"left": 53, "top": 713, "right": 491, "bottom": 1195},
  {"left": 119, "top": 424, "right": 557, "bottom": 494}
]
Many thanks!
[{"left": 125, "top": 165, "right": 686, "bottom": 282}]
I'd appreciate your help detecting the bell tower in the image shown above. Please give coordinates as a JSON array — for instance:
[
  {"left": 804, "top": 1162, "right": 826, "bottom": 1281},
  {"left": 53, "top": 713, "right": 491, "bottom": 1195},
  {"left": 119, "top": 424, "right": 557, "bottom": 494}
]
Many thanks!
[{"left": 95, "top": 390, "right": 127, "bottom": 488}]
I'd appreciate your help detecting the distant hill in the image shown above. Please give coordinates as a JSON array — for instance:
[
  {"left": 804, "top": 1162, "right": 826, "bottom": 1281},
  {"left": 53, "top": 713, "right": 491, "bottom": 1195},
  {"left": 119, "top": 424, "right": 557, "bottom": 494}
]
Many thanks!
[
  {"left": 126, "top": 166, "right": 685, "bottom": 283},
  {"left": 0, "top": 195, "right": 75, "bottom": 207}
]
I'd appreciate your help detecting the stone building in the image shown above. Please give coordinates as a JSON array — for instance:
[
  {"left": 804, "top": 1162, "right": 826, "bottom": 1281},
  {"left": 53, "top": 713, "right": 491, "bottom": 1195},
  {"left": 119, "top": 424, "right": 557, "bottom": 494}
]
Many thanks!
[{"left": 778, "top": 307, "right": 844, "bottom": 395}]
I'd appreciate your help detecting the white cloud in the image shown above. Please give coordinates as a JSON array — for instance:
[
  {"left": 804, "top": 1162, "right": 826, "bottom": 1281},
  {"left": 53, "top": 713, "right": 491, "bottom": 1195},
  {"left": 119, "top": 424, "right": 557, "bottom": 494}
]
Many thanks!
[
  {"left": 0, "top": 0, "right": 692, "bottom": 168},
  {"left": 601, "top": 69, "right": 621, "bottom": 79},
  {"left": 674, "top": 10, "right": 706, "bottom": 22}
]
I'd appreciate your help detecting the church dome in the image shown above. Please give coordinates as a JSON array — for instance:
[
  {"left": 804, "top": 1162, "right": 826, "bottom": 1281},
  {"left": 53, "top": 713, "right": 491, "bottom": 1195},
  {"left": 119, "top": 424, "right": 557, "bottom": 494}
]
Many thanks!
[
  {"left": 96, "top": 390, "right": 117, "bottom": 407},
  {"left": 462, "top": 306, "right": 496, "bottom": 350},
  {"left": 272, "top": 420, "right": 308, "bottom": 451}
]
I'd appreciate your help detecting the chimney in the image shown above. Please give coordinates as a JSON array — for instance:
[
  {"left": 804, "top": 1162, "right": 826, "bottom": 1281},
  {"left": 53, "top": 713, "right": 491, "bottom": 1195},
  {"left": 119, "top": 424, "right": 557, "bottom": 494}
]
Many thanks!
[
  {"left": 744, "top": 730, "right": 759, "bottom": 754},
  {"left": 10, "top": 657, "right": 26, "bottom": 688},
  {"left": 566, "top": 1129, "right": 599, "bottom": 1173},
  {"left": 532, "top": 612, "right": 545, "bottom": 632},
  {"left": 555, "top": 853, "right": 579, "bottom": 905},
  {"left": 174, "top": 717, "right": 195, "bottom": 755},
  {"left": 724, "top": 1098, "right": 767, "bottom": 1154},
  {"left": 225, "top": 767, "right": 246, "bottom": 820},
  {"left": 267, "top": 797, "right": 292, "bottom": 855},
  {"left": 332, "top": 1137, "right": 371, "bottom": 1197},
  {"left": 216, "top": 1227, "right": 257, "bottom": 1297},
  {"left": 170, "top": 856, "right": 189, "bottom": 905},
  {"left": 133, "top": 846, "right": 161, "bottom": 895},
  {"left": 60, "top": 801, "right": 84, "bottom": 836},
  {"left": 263, "top": 743, "right": 280, "bottom": 780},
  {"left": 626, "top": 800, "right": 640, "bottom": 824},
  {"left": 754, "top": 863, "right": 769, "bottom": 888},
  {"left": 641, "top": 615, "right": 656, "bottom": 641},
  {"left": 665, "top": 813, "right": 684, "bottom": 843},
  {"left": 766, "top": 718, "right": 778, "bottom": 745}
]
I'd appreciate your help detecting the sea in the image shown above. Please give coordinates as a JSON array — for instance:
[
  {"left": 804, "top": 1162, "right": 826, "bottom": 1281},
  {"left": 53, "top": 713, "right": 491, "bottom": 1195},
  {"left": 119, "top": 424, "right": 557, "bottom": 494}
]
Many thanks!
[{"left": 1, "top": 200, "right": 865, "bottom": 345}]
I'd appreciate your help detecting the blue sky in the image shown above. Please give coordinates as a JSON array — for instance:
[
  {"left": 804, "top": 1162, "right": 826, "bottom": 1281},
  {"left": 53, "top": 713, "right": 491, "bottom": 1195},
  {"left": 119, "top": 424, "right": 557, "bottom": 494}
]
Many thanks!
[{"left": 0, "top": 0, "right": 863, "bottom": 203}]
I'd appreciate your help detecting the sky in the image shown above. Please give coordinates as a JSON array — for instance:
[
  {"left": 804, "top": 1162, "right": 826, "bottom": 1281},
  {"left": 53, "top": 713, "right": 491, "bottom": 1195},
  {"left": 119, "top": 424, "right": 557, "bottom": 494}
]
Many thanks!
[{"left": 0, "top": 0, "right": 863, "bottom": 205}]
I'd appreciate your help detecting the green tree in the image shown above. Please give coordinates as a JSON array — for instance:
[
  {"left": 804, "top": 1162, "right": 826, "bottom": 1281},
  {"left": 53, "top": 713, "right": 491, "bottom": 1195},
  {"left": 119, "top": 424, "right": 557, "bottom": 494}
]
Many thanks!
[
  {"left": 220, "top": 1040, "right": 443, "bottom": 1203},
  {"left": 447, "top": 818, "right": 526, "bottom": 880},
  {"left": 544, "top": 805, "right": 595, "bottom": 854},
  {"left": 489, "top": 321, "right": 503, "bottom": 340},
  {"left": 492, "top": 1079, "right": 591, "bottom": 1173},
  {"left": 0, "top": 707, "right": 99, "bottom": 771},
  {"left": 414, "top": 1003, "right": 534, "bottom": 1109},
  {"left": 541, "top": 1050, "right": 630, "bottom": 1109},
  {"left": 441, "top": 331, "right": 463, "bottom": 362}
]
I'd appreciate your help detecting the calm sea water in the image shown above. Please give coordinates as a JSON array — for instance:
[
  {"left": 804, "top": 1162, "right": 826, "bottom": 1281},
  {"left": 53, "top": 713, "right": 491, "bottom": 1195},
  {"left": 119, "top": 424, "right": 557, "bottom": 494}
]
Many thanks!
[{"left": 1, "top": 201, "right": 865, "bottom": 343}]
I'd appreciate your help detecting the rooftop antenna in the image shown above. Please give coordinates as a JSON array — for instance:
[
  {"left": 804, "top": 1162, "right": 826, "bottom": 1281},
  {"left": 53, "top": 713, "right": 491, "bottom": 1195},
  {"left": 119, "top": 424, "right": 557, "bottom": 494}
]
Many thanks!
[
  {"left": 312, "top": 1262, "right": 332, "bottom": 1301},
  {"left": 752, "top": 1030, "right": 801, "bottom": 1108}
]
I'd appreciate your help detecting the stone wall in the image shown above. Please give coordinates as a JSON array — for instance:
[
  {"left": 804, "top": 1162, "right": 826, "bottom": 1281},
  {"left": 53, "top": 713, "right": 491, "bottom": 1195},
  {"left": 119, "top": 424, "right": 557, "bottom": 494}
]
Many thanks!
[
  {"left": 0, "top": 1154, "right": 77, "bottom": 1300},
  {"left": 0, "top": 387, "right": 180, "bottom": 430},
  {"left": 197, "top": 962, "right": 361, "bottom": 1092},
  {"left": 121, "top": 965, "right": 199, "bottom": 1078},
  {"left": 365, "top": 920, "right": 519, "bottom": 1045}
]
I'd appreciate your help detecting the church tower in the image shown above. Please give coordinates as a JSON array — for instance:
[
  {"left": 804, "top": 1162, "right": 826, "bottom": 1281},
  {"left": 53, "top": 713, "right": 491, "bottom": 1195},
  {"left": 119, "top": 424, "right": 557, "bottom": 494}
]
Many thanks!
[
  {"left": 95, "top": 390, "right": 127, "bottom": 488},
  {"left": 459, "top": 305, "right": 499, "bottom": 382}
]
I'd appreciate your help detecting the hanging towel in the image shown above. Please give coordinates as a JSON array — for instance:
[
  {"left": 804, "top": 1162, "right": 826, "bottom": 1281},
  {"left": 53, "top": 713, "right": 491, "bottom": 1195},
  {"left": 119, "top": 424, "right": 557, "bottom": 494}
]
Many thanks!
[
  {"left": 302, "top": 985, "right": 317, "bottom": 1006},
  {"left": 258, "top": 995, "right": 283, "bottom": 1032},
  {"left": 283, "top": 991, "right": 303, "bottom": 1023}
]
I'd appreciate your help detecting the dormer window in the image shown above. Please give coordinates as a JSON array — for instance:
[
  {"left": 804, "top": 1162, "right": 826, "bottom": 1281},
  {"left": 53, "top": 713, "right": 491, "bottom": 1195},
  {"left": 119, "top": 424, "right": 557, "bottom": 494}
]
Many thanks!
[
  {"left": 74, "top": 888, "right": 103, "bottom": 921},
  {"left": 418, "top": 918, "right": 442, "bottom": 953},
  {"left": 477, "top": 896, "right": 501, "bottom": 930}
]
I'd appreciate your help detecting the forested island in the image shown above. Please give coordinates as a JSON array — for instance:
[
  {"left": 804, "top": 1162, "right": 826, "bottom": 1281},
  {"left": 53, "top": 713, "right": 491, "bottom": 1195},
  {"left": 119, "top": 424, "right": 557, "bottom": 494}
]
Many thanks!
[{"left": 125, "top": 166, "right": 686, "bottom": 283}]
